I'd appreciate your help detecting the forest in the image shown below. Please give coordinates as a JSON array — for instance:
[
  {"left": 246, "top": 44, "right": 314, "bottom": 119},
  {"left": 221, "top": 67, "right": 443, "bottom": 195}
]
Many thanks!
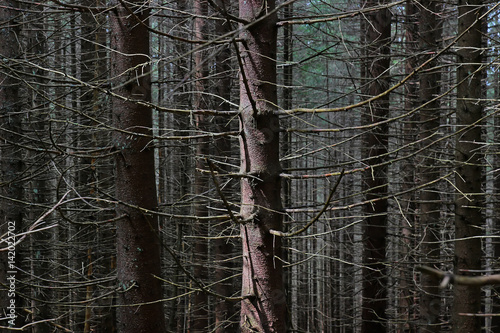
[{"left": 0, "top": 0, "right": 499, "bottom": 332}]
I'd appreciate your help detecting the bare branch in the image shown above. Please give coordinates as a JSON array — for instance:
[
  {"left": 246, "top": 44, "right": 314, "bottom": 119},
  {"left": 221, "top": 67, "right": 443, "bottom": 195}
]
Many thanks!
[{"left": 417, "top": 266, "right": 500, "bottom": 287}]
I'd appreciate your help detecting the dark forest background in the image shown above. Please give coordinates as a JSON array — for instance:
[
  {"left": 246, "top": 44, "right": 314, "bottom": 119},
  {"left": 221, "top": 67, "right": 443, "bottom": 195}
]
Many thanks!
[{"left": 1, "top": 0, "right": 499, "bottom": 332}]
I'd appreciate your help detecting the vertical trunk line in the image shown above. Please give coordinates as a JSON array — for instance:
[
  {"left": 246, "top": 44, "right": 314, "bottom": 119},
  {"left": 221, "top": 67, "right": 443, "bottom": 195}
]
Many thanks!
[
  {"left": 361, "top": 1, "right": 391, "bottom": 332},
  {"left": 238, "top": 0, "right": 286, "bottom": 331},
  {"left": 111, "top": 1, "right": 166, "bottom": 331},
  {"left": 453, "top": 1, "right": 484, "bottom": 332}
]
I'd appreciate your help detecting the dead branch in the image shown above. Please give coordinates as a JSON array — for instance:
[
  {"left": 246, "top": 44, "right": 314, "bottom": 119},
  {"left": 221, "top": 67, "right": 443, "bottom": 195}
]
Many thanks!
[{"left": 417, "top": 266, "right": 500, "bottom": 288}]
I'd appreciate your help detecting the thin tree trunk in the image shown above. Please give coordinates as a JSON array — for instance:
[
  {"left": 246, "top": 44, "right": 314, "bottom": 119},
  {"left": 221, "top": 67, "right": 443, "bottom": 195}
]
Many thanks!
[
  {"left": 110, "top": 1, "right": 166, "bottom": 331},
  {"left": 399, "top": 2, "right": 418, "bottom": 331},
  {"left": 453, "top": 0, "right": 484, "bottom": 331},
  {"left": 238, "top": 0, "right": 286, "bottom": 331},
  {"left": 492, "top": 62, "right": 500, "bottom": 332},
  {"left": 281, "top": 1, "right": 293, "bottom": 330},
  {"left": 361, "top": 1, "right": 391, "bottom": 332},
  {"left": 168, "top": 1, "right": 191, "bottom": 331}
]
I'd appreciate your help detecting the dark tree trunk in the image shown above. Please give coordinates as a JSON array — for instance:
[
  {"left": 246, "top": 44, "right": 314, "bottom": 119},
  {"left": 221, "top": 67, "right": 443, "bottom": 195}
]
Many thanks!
[
  {"left": 361, "top": 1, "right": 391, "bottom": 332},
  {"left": 238, "top": 0, "right": 286, "bottom": 331},
  {"left": 418, "top": 0, "right": 442, "bottom": 331},
  {"left": 110, "top": 1, "right": 166, "bottom": 332},
  {"left": 453, "top": 0, "right": 483, "bottom": 332},
  {"left": 399, "top": 1, "right": 418, "bottom": 330},
  {"left": 192, "top": 0, "right": 210, "bottom": 331}
]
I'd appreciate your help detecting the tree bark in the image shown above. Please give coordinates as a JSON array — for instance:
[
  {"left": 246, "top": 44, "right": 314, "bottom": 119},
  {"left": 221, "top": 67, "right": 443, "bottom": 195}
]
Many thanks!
[
  {"left": 399, "top": 2, "right": 418, "bottom": 330},
  {"left": 361, "top": 1, "right": 391, "bottom": 332},
  {"left": 192, "top": 0, "right": 210, "bottom": 331},
  {"left": 453, "top": 1, "right": 484, "bottom": 332},
  {"left": 418, "top": 0, "right": 442, "bottom": 330},
  {"left": 110, "top": 1, "right": 166, "bottom": 332},
  {"left": 238, "top": 0, "right": 286, "bottom": 331}
]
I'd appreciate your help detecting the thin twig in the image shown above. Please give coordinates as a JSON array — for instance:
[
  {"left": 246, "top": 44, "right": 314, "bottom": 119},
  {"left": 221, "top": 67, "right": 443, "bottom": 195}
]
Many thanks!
[{"left": 270, "top": 169, "right": 344, "bottom": 237}]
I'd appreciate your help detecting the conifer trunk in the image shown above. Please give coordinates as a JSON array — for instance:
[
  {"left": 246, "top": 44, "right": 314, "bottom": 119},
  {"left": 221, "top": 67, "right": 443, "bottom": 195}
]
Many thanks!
[
  {"left": 238, "top": 0, "right": 286, "bottom": 331},
  {"left": 453, "top": 1, "right": 483, "bottom": 331},
  {"left": 361, "top": 1, "right": 391, "bottom": 332},
  {"left": 111, "top": 1, "right": 166, "bottom": 331}
]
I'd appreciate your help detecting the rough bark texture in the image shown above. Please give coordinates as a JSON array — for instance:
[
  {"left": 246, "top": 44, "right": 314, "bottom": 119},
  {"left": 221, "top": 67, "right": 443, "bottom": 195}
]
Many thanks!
[
  {"left": 238, "top": 0, "right": 286, "bottom": 331},
  {"left": 192, "top": 0, "right": 209, "bottom": 331},
  {"left": 361, "top": 2, "right": 391, "bottom": 332},
  {"left": 418, "top": 1, "right": 442, "bottom": 330},
  {"left": 453, "top": 1, "right": 483, "bottom": 332},
  {"left": 111, "top": 2, "right": 166, "bottom": 332}
]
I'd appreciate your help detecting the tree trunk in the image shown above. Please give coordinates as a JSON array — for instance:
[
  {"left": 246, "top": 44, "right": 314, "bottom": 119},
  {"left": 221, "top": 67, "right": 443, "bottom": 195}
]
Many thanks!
[
  {"left": 281, "top": 1, "right": 293, "bottom": 330},
  {"left": 399, "top": 2, "right": 418, "bottom": 331},
  {"left": 418, "top": 0, "right": 442, "bottom": 330},
  {"left": 238, "top": 0, "right": 286, "bottom": 331},
  {"left": 110, "top": 1, "right": 166, "bottom": 332},
  {"left": 453, "top": 0, "right": 483, "bottom": 332},
  {"left": 192, "top": 0, "right": 210, "bottom": 331},
  {"left": 361, "top": 1, "right": 391, "bottom": 332}
]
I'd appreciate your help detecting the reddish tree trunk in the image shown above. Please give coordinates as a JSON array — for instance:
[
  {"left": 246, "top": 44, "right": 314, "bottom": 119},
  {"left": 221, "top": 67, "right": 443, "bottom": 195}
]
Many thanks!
[
  {"left": 111, "top": 2, "right": 166, "bottom": 332},
  {"left": 453, "top": 1, "right": 483, "bottom": 332},
  {"left": 238, "top": 0, "right": 286, "bottom": 331},
  {"left": 418, "top": 1, "right": 442, "bottom": 331}
]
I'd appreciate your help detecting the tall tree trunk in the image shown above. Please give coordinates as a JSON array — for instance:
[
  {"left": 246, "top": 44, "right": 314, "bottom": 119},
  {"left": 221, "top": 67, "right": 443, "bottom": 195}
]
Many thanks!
[
  {"left": 418, "top": 0, "right": 442, "bottom": 331},
  {"left": 453, "top": 0, "right": 483, "bottom": 332},
  {"left": 492, "top": 58, "right": 500, "bottom": 333},
  {"left": 361, "top": 1, "right": 391, "bottom": 332},
  {"left": 399, "top": 1, "right": 418, "bottom": 330},
  {"left": 168, "top": 1, "right": 192, "bottom": 331},
  {"left": 281, "top": 1, "right": 293, "bottom": 330},
  {"left": 192, "top": 0, "right": 210, "bottom": 331},
  {"left": 238, "top": 0, "right": 286, "bottom": 331},
  {"left": 110, "top": 1, "right": 166, "bottom": 332}
]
